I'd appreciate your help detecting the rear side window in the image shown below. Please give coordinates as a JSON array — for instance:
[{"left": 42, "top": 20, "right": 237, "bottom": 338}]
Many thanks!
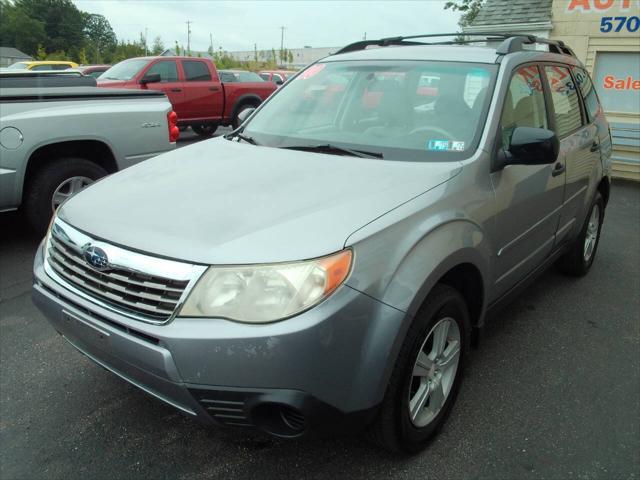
[
  {"left": 501, "top": 65, "right": 548, "bottom": 149},
  {"left": 572, "top": 67, "right": 602, "bottom": 122},
  {"left": 183, "top": 60, "right": 211, "bottom": 81},
  {"left": 544, "top": 66, "right": 583, "bottom": 137},
  {"left": 259, "top": 73, "right": 270, "bottom": 81},
  {"left": 146, "top": 61, "right": 178, "bottom": 83}
]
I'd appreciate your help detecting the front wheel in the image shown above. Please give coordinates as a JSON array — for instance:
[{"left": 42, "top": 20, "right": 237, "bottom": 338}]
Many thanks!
[
  {"left": 556, "top": 191, "right": 604, "bottom": 276},
  {"left": 367, "top": 284, "right": 470, "bottom": 452},
  {"left": 232, "top": 104, "right": 257, "bottom": 130},
  {"left": 23, "top": 157, "right": 107, "bottom": 235}
]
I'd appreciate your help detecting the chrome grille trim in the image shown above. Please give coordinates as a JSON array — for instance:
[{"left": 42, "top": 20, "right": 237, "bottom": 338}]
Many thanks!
[{"left": 43, "top": 218, "right": 207, "bottom": 324}]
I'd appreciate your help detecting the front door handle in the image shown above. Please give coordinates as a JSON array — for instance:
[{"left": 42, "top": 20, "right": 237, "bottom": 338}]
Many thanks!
[
  {"left": 209, "top": 86, "right": 220, "bottom": 91},
  {"left": 590, "top": 141, "right": 600, "bottom": 152},
  {"left": 170, "top": 88, "right": 182, "bottom": 92},
  {"left": 552, "top": 162, "right": 565, "bottom": 177}
]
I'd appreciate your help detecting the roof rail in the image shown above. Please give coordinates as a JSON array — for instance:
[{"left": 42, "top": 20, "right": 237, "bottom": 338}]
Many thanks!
[{"left": 334, "top": 32, "right": 576, "bottom": 58}]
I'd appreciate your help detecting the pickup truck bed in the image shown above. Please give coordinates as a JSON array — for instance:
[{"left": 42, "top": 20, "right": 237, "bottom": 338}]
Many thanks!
[{"left": 0, "top": 84, "right": 176, "bottom": 233}]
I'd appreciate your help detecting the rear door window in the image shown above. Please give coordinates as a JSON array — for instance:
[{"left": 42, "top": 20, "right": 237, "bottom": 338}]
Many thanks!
[
  {"left": 571, "top": 66, "right": 602, "bottom": 122},
  {"left": 145, "top": 60, "right": 179, "bottom": 83},
  {"left": 544, "top": 65, "right": 584, "bottom": 137},
  {"left": 183, "top": 60, "right": 211, "bottom": 81}
]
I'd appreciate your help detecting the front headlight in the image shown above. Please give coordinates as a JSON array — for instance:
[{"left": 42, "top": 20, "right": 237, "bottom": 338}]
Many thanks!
[{"left": 179, "top": 249, "right": 353, "bottom": 323}]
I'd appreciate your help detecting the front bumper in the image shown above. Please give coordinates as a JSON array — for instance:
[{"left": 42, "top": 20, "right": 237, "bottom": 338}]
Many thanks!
[{"left": 32, "top": 243, "right": 407, "bottom": 437}]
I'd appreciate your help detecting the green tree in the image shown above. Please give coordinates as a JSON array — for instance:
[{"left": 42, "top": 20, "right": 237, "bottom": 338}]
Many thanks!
[
  {"left": 83, "top": 13, "right": 116, "bottom": 63},
  {"left": 36, "top": 44, "right": 47, "bottom": 60},
  {"left": 17, "top": 0, "right": 87, "bottom": 58},
  {"left": 288, "top": 50, "right": 293, "bottom": 64},
  {"left": 151, "top": 36, "right": 164, "bottom": 55},
  {"left": 77, "top": 47, "right": 89, "bottom": 64},
  {"left": 0, "top": 0, "right": 47, "bottom": 56},
  {"left": 175, "top": 41, "right": 181, "bottom": 56},
  {"left": 444, "top": 0, "right": 484, "bottom": 28}
]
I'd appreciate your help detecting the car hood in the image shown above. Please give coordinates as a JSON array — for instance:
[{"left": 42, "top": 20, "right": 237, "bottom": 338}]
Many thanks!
[{"left": 59, "top": 138, "right": 462, "bottom": 264}]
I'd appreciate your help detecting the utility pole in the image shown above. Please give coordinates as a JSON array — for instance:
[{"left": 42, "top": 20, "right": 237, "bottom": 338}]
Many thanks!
[
  {"left": 363, "top": 32, "right": 367, "bottom": 40},
  {"left": 280, "top": 26, "right": 285, "bottom": 51},
  {"left": 186, "top": 20, "right": 193, "bottom": 56},
  {"left": 144, "top": 27, "right": 148, "bottom": 56},
  {"left": 209, "top": 32, "right": 213, "bottom": 57}
]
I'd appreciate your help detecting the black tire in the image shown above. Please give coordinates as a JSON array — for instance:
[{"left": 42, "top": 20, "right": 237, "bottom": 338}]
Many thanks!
[
  {"left": 366, "top": 284, "right": 470, "bottom": 453},
  {"left": 232, "top": 103, "right": 257, "bottom": 130},
  {"left": 23, "top": 157, "right": 107, "bottom": 235},
  {"left": 192, "top": 123, "right": 218, "bottom": 137},
  {"left": 556, "top": 191, "right": 604, "bottom": 277}
]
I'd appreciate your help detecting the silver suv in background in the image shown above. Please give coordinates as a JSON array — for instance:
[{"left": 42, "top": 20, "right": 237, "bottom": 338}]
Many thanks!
[{"left": 33, "top": 33, "right": 612, "bottom": 452}]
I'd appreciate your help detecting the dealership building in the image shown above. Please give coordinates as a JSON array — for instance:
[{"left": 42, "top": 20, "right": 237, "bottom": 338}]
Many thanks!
[{"left": 465, "top": 0, "right": 640, "bottom": 180}]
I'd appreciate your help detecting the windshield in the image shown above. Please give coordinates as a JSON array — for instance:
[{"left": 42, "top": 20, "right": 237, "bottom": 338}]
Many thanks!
[
  {"left": 8, "top": 62, "right": 28, "bottom": 69},
  {"left": 99, "top": 59, "right": 150, "bottom": 80},
  {"left": 244, "top": 61, "right": 496, "bottom": 161}
]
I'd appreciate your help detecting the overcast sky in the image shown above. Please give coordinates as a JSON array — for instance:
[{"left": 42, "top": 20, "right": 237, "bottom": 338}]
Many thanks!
[{"left": 72, "top": 1, "right": 461, "bottom": 53}]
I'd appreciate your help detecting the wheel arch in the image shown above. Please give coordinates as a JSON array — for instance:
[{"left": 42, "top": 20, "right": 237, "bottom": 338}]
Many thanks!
[
  {"left": 230, "top": 94, "right": 262, "bottom": 120},
  {"left": 597, "top": 176, "right": 610, "bottom": 207},
  {"left": 22, "top": 140, "right": 117, "bottom": 202}
]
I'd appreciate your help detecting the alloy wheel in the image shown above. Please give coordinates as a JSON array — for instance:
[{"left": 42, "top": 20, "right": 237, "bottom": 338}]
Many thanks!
[
  {"left": 51, "top": 176, "right": 93, "bottom": 211},
  {"left": 408, "top": 317, "right": 461, "bottom": 428},
  {"left": 583, "top": 204, "right": 600, "bottom": 262}
]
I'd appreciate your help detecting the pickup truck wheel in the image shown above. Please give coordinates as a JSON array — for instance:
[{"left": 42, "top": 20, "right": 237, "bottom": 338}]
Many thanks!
[
  {"left": 556, "top": 191, "right": 604, "bottom": 277},
  {"left": 192, "top": 124, "right": 218, "bottom": 137},
  {"left": 232, "top": 104, "right": 257, "bottom": 130},
  {"left": 24, "top": 157, "right": 107, "bottom": 235},
  {"left": 366, "top": 284, "right": 470, "bottom": 453}
]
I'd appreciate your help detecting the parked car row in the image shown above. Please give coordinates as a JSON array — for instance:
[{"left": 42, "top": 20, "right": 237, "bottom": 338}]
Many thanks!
[{"left": 97, "top": 57, "right": 277, "bottom": 136}]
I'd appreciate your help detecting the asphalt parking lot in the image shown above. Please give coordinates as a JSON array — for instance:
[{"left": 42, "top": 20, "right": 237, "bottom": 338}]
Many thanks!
[{"left": 1, "top": 139, "right": 638, "bottom": 479}]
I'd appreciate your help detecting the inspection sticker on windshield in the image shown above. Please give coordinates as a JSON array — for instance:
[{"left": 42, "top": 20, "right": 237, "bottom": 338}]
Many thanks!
[
  {"left": 427, "top": 140, "right": 450, "bottom": 151},
  {"left": 427, "top": 140, "right": 465, "bottom": 151}
]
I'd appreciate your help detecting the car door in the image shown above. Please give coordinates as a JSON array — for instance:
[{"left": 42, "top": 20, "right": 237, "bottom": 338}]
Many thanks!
[
  {"left": 181, "top": 59, "right": 222, "bottom": 121},
  {"left": 490, "top": 64, "right": 565, "bottom": 299},
  {"left": 140, "top": 60, "right": 185, "bottom": 117},
  {"left": 543, "top": 65, "right": 602, "bottom": 246}
]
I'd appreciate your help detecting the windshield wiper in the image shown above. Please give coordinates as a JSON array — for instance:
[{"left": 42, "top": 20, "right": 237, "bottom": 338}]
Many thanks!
[
  {"left": 224, "top": 131, "right": 259, "bottom": 145},
  {"left": 281, "top": 144, "right": 383, "bottom": 159}
]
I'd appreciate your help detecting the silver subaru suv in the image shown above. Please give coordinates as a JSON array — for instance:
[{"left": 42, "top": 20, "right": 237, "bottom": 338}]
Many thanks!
[{"left": 33, "top": 33, "right": 612, "bottom": 452}]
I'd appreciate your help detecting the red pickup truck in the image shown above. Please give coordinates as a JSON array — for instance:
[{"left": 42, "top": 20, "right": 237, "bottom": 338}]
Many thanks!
[{"left": 97, "top": 57, "right": 277, "bottom": 136}]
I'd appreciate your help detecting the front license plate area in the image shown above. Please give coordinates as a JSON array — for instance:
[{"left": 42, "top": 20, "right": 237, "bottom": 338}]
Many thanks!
[{"left": 62, "top": 310, "right": 110, "bottom": 346}]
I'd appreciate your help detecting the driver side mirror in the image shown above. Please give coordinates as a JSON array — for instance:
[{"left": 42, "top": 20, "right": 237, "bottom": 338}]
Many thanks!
[
  {"left": 140, "top": 73, "right": 161, "bottom": 85},
  {"left": 499, "top": 127, "right": 559, "bottom": 168},
  {"left": 236, "top": 107, "right": 255, "bottom": 125}
]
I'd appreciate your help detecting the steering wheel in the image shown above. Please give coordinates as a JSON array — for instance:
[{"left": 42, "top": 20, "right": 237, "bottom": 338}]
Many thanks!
[{"left": 408, "top": 125, "right": 455, "bottom": 140}]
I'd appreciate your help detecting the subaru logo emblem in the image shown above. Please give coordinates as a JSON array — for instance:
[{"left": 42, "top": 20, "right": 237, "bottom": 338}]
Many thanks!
[{"left": 83, "top": 245, "right": 109, "bottom": 271}]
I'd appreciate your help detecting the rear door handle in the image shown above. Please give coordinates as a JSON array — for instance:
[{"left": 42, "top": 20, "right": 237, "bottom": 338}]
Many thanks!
[
  {"left": 170, "top": 88, "right": 182, "bottom": 92},
  {"left": 209, "top": 86, "right": 220, "bottom": 91},
  {"left": 590, "top": 141, "right": 600, "bottom": 152},
  {"left": 552, "top": 162, "right": 565, "bottom": 177}
]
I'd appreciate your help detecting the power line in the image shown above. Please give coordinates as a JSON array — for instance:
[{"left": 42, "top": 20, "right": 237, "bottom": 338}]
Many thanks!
[
  {"left": 280, "top": 25, "right": 286, "bottom": 53},
  {"left": 186, "top": 20, "right": 193, "bottom": 55}
]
